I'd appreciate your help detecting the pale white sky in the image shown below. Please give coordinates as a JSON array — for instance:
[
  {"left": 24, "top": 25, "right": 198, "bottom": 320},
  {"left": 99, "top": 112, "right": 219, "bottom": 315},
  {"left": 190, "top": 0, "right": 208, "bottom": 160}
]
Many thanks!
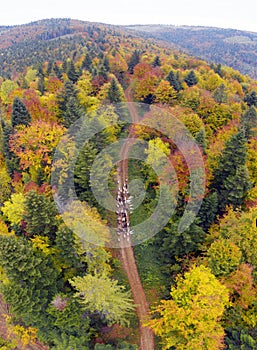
[{"left": 1, "top": 0, "right": 257, "bottom": 33}]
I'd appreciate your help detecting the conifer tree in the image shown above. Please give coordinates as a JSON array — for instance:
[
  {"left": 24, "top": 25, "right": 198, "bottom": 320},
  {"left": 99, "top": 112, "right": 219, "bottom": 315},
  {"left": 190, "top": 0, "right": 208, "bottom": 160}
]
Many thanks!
[
  {"left": 184, "top": 70, "right": 198, "bottom": 87},
  {"left": 128, "top": 50, "right": 140, "bottom": 74},
  {"left": 241, "top": 106, "right": 257, "bottom": 140},
  {"left": 244, "top": 90, "right": 257, "bottom": 107},
  {"left": 24, "top": 191, "right": 59, "bottom": 241},
  {"left": 0, "top": 235, "right": 59, "bottom": 330},
  {"left": 166, "top": 71, "right": 182, "bottom": 92},
  {"left": 67, "top": 60, "right": 80, "bottom": 83},
  {"left": 153, "top": 55, "right": 161, "bottom": 67},
  {"left": 11, "top": 97, "right": 31, "bottom": 128},
  {"left": 211, "top": 129, "right": 252, "bottom": 212},
  {"left": 82, "top": 53, "right": 93, "bottom": 71},
  {"left": 107, "top": 78, "right": 123, "bottom": 103}
]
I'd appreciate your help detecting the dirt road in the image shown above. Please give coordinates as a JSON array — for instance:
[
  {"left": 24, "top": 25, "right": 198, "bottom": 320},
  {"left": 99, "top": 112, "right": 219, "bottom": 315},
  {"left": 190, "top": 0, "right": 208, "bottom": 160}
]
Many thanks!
[{"left": 117, "top": 88, "right": 155, "bottom": 350}]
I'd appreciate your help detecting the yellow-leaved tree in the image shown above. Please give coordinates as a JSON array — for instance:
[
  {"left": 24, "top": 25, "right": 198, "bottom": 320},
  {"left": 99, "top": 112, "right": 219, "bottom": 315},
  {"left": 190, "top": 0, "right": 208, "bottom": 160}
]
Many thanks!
[{"left": 148, "top": 265, "right": 229, "bottom": 350}]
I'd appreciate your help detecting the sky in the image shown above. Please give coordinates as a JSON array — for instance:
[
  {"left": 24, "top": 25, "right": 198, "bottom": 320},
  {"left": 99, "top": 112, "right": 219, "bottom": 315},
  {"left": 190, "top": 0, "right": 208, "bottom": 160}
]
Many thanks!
[{"left": 1, "top": 0, "right": 257, "bottom": 33}]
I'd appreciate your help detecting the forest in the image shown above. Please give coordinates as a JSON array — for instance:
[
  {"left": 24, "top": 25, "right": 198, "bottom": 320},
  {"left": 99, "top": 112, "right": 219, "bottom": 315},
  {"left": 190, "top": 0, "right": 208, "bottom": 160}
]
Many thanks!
[
  {"left": 126, "top": 24, "right": 257, "bottom": 80},
  {"left": 0, "top": 18, "right": 257, "bottom": 349}
]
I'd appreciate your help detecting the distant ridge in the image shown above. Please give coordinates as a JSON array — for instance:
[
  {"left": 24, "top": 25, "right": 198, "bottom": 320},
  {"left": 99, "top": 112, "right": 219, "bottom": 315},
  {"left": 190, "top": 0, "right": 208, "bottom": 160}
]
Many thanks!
[{"left": 125, "top": 24, "right": 257, "bottom": 79}]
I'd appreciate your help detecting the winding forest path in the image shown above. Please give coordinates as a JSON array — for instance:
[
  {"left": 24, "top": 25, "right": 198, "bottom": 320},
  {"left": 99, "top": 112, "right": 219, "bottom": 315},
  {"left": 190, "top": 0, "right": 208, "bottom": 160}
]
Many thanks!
[{"left": 116, "top": 87, "right": 155, "bottom": 350}]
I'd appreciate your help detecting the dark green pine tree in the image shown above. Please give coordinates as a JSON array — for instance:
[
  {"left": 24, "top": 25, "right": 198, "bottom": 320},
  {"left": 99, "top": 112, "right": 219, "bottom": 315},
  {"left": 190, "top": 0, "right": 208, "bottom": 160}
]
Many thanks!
[
  {"left": 57, "top": 80, "right": 83, "bottom": 127},
  {"left": 0, "top": 235, "right": 60, "bottom": 330},
  {"left": 62, "top": 96, "right": 83, "bottom": 128},
  {"left": 195, "top": 127, "right": 207, "bottom": 153},
  {"left": 37, "top": 75, "right": 45, "bottom": 95},
  {"left": 46, "top": 61, "right": 53, "bottom": 75},
  {"left": 1, "top": 120, "right": 19, "bottom": 175},
  {"left": 153, "top": 55, "right": 161, "bottom": 67},
  {"left": 244, "top": 90, "right": 257, "bottom": 107},
  {"left": 156, "top": 220, "right": 205, "bottom": 277},
  {"left": 74, "top": 141, "right": 98, "bottom": 207},
  {"left": 197, "top": 192, "right": 218, "bottom": 231},
  {"left": 37, "top": 65, "right": 45, "bottom": 95},
  {"left": 241, "top": 106, "right": 257, "bottom": 139},
  {"left": 82, "top": 53, "right": 93, "bottom": 71},
  {"left": 211, "top": 129, "right": 252, "bottom": 213},
  {"left": 213, "top": 83, "right": 228, "bottom": 104},
  {"left": 107, "top": 78, "right": 123, "bottom": 103},
  {"left": 102, "top": 56, "right": 110, "bottom": 72},
  {"left": 224, "top": 328, "right": 257, "bottom": 350},
  {"left": 55, "top": 224, "right": 84, "bottom": 279},
  {"left": 184, "top": 70, "right": 198, "bottom": 87},
  {"left": 67, "top": 60, "right": 80, "bottom": 83},
  {"left": 11, "top": 97, "right": 31, "bottom": 128},
  {"left": 128, "top": 50, "right": 140, "bottom": 74},
  {"left": 53, "top": 62, "right": 63, "bottom": 80},
  {"left": 24, "top": 191, "right": 59, "bottom": 242},
  {"left": 166, "top": 70, "right": 182, "bottom": 92}
]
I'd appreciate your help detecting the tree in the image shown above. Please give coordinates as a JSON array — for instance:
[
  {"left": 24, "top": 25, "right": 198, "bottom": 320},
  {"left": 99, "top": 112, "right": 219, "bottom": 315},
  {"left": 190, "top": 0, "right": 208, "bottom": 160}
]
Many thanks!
[
  {"left": 148, "top": 265, "right": 229, "bottom": 350},
  {"left": 154, "top": 80, "right": 177, "bottom": 104},
  {"left": 67, "top": 60, "right": 80, "bottom": 83},
  {"left": 47, "top": 295, "right": 91, "bottom": 349},
  {"left": 241, "top": 106, "right": 257, "bottom": 140},
  {"left": 70, "top": 273, "right": 134, "bottom": 326},
  {"left": 9, "top": 121, "right": 65, "bottom": 183},
  {"left": 57, "top": 80, "right": 84, "bottom": 127},
  {"left": 166, "top": 70, "right": 182, "bottom": 92},
  {"left": 244, "top": 90, "right": 257, "bottom": 107},
  {"left": 11, "top": 97, "right": 31, "bottom": 128},
  {"left": 82, "top": 53, "right": 93, "bottom": 71},
  {"left": 23, "top": 191, "right": 59, "bottom": 241},
  {"left": 153, "top": 55, "right": 161, "bottom": 67},
  {"left": 207, "top": 238, "right": 242, "bottom": 276},
  {"left": 1, "top": 192, "right": 26, "bottom": 227},
  {"left": 157, "top": 221, "right": 206, "bottom": 276},
  {"left": 211, "top": 129, "right": 252, "bottom": 212},
  {"left": 107, "top": 78, "right": 123, "bottom": 103},
  {"left": 184, "top": 70, "right": 198, "bottom": 87},
  {"left": 213, "top": 83, "right": 228, "bottom": 104},
  {"left": 195, "top": 127, "right": 207, "bottom": 153},
  {"left": 0, "top": 235, "right": 59, "bottom": 330},
  {"left": 0, "top": 80, "right": 18, "bottom": 105},
  {"left": 128, "top": 50, "right": 140, "bottom": 74}
]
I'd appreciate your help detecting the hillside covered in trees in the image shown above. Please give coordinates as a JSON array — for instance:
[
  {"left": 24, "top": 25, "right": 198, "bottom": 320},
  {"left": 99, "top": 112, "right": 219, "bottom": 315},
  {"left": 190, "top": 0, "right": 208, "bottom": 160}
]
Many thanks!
[
  {"left": 0, "top": 18, "right": 257, "bottom": 349},
  {"left": 126, "top": 24, "right": 257, "bottom": 80}
]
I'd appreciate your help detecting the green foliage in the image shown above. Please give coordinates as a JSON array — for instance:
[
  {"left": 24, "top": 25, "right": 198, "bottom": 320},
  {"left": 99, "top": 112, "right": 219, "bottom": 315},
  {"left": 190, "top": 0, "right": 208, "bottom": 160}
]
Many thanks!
[
  {"left": 153, "top": 55, "right": 161, "bottom": 67},
  {"left": 128, "top": 50, "right": 140, "bottom": 74},
  {"left": 213, "top": 83, "right": 228, "bottom": 104},
  {"left": 211, "top": 129, "right": 252, "bottom": 212},
  {"left": 156, "top": 220, "right": 206, "bottom": 276},
  {"left": 241, "top": 106, "right": 257, "bottom": 140},
  {"left": 67, "top": 60, "right": 80, "bottom": 83},
  {"left": 0, "top": 235, "right": 60, "bottom": 329},
  {"left": 24, "top": 191, "right": 59, "bottom": 241},
  {"left": 244, "top": 90, "right": 257, "bottom": 107},
  {"left": 57, "top": 79, "right": 83, "bottom": 127},
  {"left": 47, "top": 295, "right": 91, "bottom": 349},
  {"left": 107, "top": 78, "right": 124, "bottom": 103},
  {"left": 70, "top": 273, "right": 134, "bottom": 326},
  {"left": 207, "top": 238, "right": 242, "bottom": 276},
  {"left": 54, "top": 224, "right": 83, "bottom": 278},
  {"left": 184, "top": 70, "right": 198, "bottom": 87},
  {"left": 11, "top": 97, "right": 31, "bottom": 128},
  {"left": 166, "top": 70, "right": 182, "bottom": 91},
  {"left": 225, "top": 328, "right": 257, "bottom": 349}
]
